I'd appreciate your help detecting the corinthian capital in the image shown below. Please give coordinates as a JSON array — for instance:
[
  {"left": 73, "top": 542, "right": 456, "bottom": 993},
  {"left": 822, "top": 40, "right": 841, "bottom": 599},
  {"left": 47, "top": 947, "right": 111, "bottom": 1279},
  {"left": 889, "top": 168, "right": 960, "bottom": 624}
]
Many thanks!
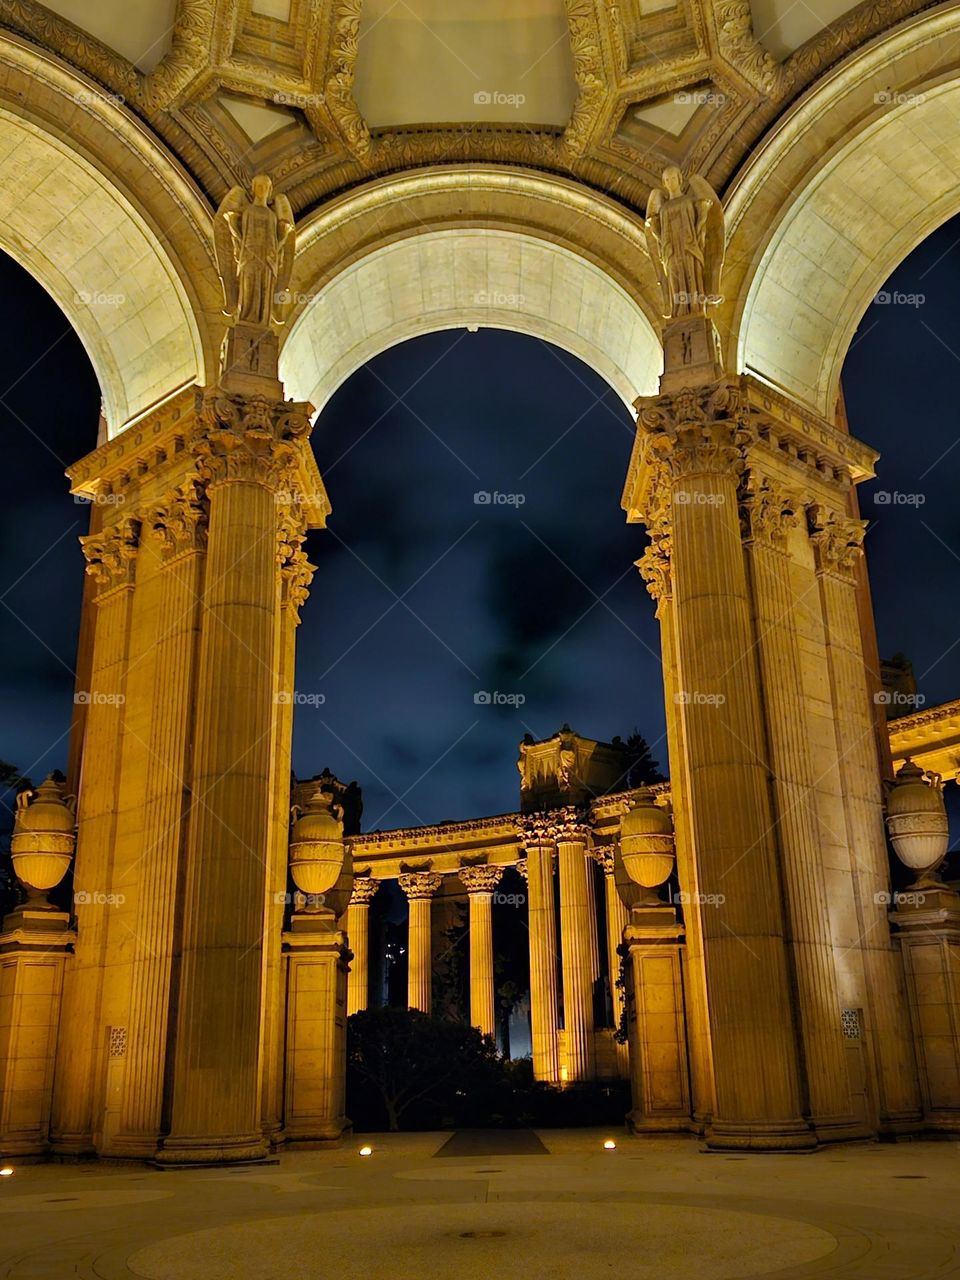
[
  {"left": 80, "top": 517, "right": 140, "bottom": 595},
  {"left": 459, "top": 864, "right": 504, "bottom": 894},
  {"left": 398, "top": 870, "right": 443, "bottom": 900},
  {"left": 193, "top": 389, "right": 312, "bottom": 490},
  {"left": 553, "top": 805, "right": 591, "bottom": 845},
  {"left": 152, "top": 480, "right": 207, "bottom": 559},
  {"left": 636, "top": 533, "right": 672, "bottom": 609},
  {"left": 350, "top": 875, "right": 380, "bottom": 907},
  {"left": 277, "top": 511, "right": 316, "bottom": 622},
  {"left": 740, "top": 476, "right": 798, "bottom": 550},
  {"left": 637, "top": 379, "right": 753, "bottom": 480},
  {"left": 808, "top": 505, "right": 866, "bottom": 579},
  {"left": 516, "top": 812, "right": 558, "bottom": 849}
]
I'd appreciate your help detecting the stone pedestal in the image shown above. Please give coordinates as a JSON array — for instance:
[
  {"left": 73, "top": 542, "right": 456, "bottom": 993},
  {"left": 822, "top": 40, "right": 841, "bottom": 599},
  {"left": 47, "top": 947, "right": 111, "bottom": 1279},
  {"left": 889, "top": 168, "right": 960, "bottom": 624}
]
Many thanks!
[
  {"left": 892, "top": 888, "right": 960, "bottom": 1133},
  {"left": 283, "top": 914, "right": 351, "bottom": 1146},
  {"left": 623, "top": 907, "right": 690, "bottom": 1133},
  {"left": 659, "top": 317, "right": 723, "bottom": 394},
  {"left": 221, "top": 324, "right": 281, "bottom": 398},
  {"left": 0, "top": 910, "right": 74, "bottom": 1156}
]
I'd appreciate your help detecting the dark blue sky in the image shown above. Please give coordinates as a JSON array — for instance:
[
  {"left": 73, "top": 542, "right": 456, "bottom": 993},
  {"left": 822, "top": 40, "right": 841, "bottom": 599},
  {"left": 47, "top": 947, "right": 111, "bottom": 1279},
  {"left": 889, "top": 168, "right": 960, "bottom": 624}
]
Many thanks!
[{"left": 1, "top": 216, "right": 958, "bottom": 829}]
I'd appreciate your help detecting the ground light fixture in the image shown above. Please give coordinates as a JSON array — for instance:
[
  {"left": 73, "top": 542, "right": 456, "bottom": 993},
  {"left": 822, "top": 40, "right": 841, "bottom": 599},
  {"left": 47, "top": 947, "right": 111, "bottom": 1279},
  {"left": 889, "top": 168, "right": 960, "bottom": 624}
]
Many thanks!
[
  {"left": 0, "top": 1168, "right": 14, "bottom": 1178},
  {"left": 358, "top": 1146, "right": 373, "bottom": 1157},
  {"left": 603, "top": 1141, "right": 617, "bottom": 1151}
]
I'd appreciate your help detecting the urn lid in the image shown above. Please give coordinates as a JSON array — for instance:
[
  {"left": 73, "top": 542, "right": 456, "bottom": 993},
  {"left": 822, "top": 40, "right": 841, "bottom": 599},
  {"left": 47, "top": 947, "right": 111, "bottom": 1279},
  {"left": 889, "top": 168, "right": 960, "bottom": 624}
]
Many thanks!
[
  {"left": 13, "top": 775, "right": 75, "bottom": 835},
  {"left": 291, "top": 785, "right": 343, "bottom": 843},
  {"left": 620, "top": 789, "right": 672, "bottom": 838},
  {"left": 888, "top": 759, "right": 943, "bottom": 815}
]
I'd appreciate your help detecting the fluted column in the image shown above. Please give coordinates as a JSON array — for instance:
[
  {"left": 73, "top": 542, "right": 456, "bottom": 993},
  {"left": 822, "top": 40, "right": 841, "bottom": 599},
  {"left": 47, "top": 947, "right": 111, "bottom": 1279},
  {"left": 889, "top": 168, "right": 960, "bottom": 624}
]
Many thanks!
[
  {"left": 459, "top": 865, "right": 503, "bottom": 1039},
  {"left": 635, "top": 382, "right": 811, "bottom": 1149},
  {"left": 347, "top": 877, "right": 379, "bottom": 1015},
  {"left": 158, "top": 391, "right": 313, "bottom": 1164},
  {"left": 51, "top": 518, "right": 139, "bottom": 1154},
  {"left": 400, "top": 871, "right": 442, "bottom": 1013},
  {"left": 597, "top": 847, "right": 630, "bottom": 1077},
  {"left": 259, "top": 514, "right": 316, "bottom": 1148},
  {"left": 742, "top": 481, "right": 864, "bottom": 1141},
  {"left": 111, "top": 487, "right": 206, "bottom": 1157},
  {"left": 810, "top": 506, "right": 922, "bottom": 1129},
  {"left": 556, "top": 808, "right": 595, "bottom": 1081},
  {"left": 518, "top": 816, "right": 560, "bottom": 1083}
]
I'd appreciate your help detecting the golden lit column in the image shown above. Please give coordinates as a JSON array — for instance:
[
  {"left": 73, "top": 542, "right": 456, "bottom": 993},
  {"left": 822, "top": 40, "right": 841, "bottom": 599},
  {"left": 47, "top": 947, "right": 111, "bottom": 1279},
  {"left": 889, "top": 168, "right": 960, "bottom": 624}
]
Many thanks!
[
  {"left": 636, "top": 537, "right": 714, "bottom": 1126},
  {"left": 633, "top": 383, "right": 811, "bottom": 1150},
  {"left": 50, "top": 518, "right": 139, "bottom": 1155},
  {"left": 518, "top": 816, "right": 560, "bottom": 1083},
  {"left": 400, "top": 871, "right": 442, "bottom": 1013},
  {"left": 556, "top": 808, "right": 596, "bottom": 1082},
  {"left": 809, "top": 506, "right": 922, "bottom": 1130},
  {"left": 260, "top": 514, "right": 316, "bottom": 1149},
  {"left": 111, "top": 486, "right": 206, "bottom": 1158},
  {"left": 741, "top": 481, "right": 864, "bottom": 1141},
  {"left": 459, "top": 865, "right": 503, "bottom": 1039},
  {"left": 596, "top": 847, "right": 630, "bottom": 1077},
  {"left": 346, "top": 876, "right": 379, "bottom": 1015},
  {"left": 158, "top": 392, "right": 313, "bottom": 1165}
]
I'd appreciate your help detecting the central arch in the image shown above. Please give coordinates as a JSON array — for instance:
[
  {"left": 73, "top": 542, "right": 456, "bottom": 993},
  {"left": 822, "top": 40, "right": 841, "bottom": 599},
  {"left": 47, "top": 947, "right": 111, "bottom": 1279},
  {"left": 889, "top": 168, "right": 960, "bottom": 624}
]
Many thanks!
[{"left": 280, "top": 167, "right": 664, "bottom": 415}]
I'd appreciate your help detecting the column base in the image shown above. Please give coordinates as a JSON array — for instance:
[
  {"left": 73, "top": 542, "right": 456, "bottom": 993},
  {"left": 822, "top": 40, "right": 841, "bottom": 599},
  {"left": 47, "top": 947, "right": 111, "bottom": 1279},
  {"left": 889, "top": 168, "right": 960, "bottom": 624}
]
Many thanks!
[
  {"left": 626, "top": 1111, "right": 697, "bottom": 1134},
  {"left": 284, "top": 1117, "right": 352, "bottom": 1148},
  {"left": 704, "top": 1119, "right": 817, "bottom": 1152},
  {"left": 810, "top": 1118, "right": 876, "bottom": 1145},
  {"left": 154, "top": 1134, "right": 269, "bottom": 1166}
]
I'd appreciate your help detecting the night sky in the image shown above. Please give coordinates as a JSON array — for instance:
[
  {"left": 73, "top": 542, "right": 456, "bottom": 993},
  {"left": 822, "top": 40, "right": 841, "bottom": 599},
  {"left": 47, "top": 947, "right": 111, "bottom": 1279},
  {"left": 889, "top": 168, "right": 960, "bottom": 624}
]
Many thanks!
[{"left": 1, "top": 216, "right": 959, "bottom": 833}]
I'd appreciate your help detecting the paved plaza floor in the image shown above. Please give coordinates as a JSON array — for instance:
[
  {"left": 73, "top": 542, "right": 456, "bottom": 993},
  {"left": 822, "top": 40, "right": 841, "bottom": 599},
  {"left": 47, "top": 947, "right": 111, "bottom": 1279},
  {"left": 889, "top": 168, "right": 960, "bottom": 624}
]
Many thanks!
[{"left": 0, "top": 1130, "right": 957, "bottom": 1279}]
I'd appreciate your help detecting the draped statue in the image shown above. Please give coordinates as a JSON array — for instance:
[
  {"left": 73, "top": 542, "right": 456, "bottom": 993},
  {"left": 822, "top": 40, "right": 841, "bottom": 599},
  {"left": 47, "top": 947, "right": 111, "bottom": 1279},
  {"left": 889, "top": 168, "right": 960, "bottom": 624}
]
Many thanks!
[
  {"left": 213, "top": 173, "right": 295, "bottom": 329},
  {"left": 645, "top": 167, "right": 724, "bottom": 321}
]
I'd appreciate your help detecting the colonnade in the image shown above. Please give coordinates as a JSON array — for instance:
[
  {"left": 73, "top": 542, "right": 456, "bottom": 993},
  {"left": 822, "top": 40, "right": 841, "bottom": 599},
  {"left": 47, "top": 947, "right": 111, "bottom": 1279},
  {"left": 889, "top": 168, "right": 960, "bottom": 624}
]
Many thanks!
[{"left": 343, "top": 807, "right": 631, "bottom": 1082}]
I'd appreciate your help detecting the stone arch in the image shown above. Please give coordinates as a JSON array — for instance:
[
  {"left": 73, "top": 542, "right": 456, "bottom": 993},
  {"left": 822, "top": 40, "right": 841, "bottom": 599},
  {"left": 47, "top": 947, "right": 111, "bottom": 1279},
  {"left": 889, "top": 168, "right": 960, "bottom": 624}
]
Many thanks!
[
  {"left": 280, "top": 167, "right": 663, "bottom": 414},
  {"left": 0, "top": 32, "right": 220, "bottom": 437},
  {"left": 725, "top": 3, "right": 960, "bottom": 418}
]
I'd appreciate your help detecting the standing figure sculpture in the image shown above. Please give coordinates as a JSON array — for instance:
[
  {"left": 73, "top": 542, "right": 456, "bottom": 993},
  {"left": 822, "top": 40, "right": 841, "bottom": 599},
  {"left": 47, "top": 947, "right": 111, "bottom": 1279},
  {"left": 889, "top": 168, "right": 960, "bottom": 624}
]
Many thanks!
[
  {"left": 645, "top": 167, "right": 724, "bottom": 320},
  {"left": 214, "top": 173, "right": 295, "bottom": 329}
]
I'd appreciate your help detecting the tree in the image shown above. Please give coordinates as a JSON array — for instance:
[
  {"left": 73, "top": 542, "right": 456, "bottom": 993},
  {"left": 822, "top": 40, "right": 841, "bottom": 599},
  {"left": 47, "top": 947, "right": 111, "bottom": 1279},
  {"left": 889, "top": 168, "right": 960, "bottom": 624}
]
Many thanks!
[
  {"left": 347, "top": 1007, "right": 501, "bottom": 1131},
  {"left": 622, "top": 732, "right": 664, "bottom": 787}
]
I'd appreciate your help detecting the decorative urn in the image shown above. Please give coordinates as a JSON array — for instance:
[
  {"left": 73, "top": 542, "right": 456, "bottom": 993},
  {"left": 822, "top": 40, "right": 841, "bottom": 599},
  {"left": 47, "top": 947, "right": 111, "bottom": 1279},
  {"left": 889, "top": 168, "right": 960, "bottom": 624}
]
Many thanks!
[
  {"left": 10, "top": 775, "right": 76, "bottom": 901},
  {"left": 885, "top": 759, "right": 949, "bottom": 886},
  {"left": 289, "top": 785, "right": 352, "bottom": 913},
  {"left": 619, "top": 790, "right": 675, "bottom": 891}
]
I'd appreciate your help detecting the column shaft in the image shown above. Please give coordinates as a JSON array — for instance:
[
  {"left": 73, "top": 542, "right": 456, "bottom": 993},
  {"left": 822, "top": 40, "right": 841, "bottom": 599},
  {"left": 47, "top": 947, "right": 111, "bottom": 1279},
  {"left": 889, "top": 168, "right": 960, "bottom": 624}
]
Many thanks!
[
  {"left": 523, "top": 836, "right": 560, "bottom": 1083},
  {"left": 602, "top": 863, "right": 630, "bottom": 1077},
  {"left": 460, "top": 865, "right": 503, "bottom": 1040},
  {"left": 347, "top": 878, "right": 379, "bottom": 1016},
  {"left": 557, "top": 821, "right": 595, "bottom": 1081},
  {"left": 400, "top": 872, "right": 441, "bottom": 1014}
]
